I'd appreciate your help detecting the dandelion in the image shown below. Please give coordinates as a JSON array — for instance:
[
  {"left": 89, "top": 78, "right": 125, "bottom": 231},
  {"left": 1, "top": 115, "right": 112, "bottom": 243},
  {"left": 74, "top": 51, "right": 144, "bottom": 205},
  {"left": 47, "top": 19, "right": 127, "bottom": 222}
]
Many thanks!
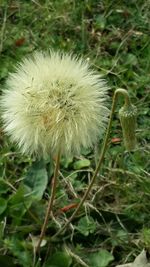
[{"left": 1, "top": 51, "right": 109, "bottom": 158}]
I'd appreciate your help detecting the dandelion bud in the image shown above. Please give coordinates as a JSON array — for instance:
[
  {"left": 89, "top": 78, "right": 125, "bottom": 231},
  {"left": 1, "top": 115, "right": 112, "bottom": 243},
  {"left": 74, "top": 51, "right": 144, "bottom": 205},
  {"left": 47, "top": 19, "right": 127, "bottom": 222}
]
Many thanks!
[
  {"left": 1, "top": 51, "right": 109, "bottom": 158},
  {"left": 119, "top": 103, "right": 137, "bottom": 151}
]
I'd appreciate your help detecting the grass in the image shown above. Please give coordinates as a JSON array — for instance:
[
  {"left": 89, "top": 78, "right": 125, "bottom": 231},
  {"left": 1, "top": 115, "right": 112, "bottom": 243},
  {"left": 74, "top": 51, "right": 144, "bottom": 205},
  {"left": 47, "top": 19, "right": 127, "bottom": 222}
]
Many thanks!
[{"left": 0, "top": 0, "right": 150, "bottom": 267}]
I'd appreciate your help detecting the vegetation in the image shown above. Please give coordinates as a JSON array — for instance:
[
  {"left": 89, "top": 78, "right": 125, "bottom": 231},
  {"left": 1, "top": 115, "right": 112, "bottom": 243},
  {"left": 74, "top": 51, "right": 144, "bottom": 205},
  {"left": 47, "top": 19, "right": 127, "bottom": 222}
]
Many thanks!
[{"left": 0, "top": 0, "right": 150, "bottom": 266}]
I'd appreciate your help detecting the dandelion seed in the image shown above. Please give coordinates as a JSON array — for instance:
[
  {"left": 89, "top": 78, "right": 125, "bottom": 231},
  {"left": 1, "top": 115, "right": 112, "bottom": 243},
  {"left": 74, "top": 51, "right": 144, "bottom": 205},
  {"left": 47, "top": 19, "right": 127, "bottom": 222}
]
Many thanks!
[{"left": 1, "top": 51, "right": 109, "bottom": 158}]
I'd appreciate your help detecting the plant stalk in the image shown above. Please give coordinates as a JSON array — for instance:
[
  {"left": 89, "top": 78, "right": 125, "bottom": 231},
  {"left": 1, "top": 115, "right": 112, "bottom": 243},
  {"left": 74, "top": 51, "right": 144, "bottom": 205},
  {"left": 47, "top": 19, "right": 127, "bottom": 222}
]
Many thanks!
[
  {"left": 51, "top": 88, "right": 130, "bottom": 240},
  {"left": 36, "top": 151, "right": 61, "bottom": 252}
]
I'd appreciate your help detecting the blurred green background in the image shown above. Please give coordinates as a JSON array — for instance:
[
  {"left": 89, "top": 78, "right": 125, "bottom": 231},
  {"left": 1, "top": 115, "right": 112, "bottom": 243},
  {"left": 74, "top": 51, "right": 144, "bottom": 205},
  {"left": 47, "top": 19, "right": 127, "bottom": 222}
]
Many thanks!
[{"left": 0, "top": 1, "right": 150, "bottom": 267}]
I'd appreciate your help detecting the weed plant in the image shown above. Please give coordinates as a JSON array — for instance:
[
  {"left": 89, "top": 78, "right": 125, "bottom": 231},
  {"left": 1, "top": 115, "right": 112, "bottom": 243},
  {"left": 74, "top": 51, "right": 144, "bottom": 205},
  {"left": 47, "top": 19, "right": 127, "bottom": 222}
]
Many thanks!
[{"left": 0, "top": 1, "right": 150, "bottom": 267}]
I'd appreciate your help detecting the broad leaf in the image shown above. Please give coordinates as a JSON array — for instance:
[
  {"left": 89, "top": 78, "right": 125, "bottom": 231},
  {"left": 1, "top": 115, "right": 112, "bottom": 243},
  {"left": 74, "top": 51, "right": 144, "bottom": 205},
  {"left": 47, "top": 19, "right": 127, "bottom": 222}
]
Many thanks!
[
  {"left": 8, "top": 184, "right": 32, "bottom": 224},
  {"left": 5, "top": 236, "right": 32, "bottom": 267},
  {"left": 44, "top": 251, "right": 72, "bottom": 267},
  {"left": 76, "top": 216, "right": 96, "bottom": 236},
  {"left": 0, "top": 178, "right": 9, "bottom": 194},
  {"left": 89, "top": 249, "right": 114, "bottom": 267},
  {"left": 23, "top": 160, "right": 48, "bottom": 201}
]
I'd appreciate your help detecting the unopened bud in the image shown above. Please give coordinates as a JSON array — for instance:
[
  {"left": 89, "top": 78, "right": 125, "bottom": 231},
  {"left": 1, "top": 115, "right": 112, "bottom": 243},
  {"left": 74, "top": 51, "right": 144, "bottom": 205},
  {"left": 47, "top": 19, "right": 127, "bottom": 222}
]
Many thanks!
[{"left": 119, "top": 104, "right": 137, "bottom": 151}]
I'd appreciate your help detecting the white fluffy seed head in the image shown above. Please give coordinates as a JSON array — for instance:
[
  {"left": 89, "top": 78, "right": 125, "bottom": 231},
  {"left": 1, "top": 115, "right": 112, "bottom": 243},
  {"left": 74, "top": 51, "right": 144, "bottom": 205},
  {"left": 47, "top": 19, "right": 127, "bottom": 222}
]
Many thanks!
[{"left": 1, "top": 51, "right": 109, "bottom": 158}]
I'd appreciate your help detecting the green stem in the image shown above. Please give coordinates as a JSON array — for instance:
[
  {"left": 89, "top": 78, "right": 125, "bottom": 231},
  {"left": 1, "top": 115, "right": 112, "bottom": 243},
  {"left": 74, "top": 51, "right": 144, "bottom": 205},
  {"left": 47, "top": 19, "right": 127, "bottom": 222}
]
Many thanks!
[
  {"left": 36, "top": 151, "right": 61, "bottom": 252},
  {"left": 115, "top": 88, "right": 131, "bottom": 106},
  {"left": 51, "top": 88, "right": 131, "bottom": 240}
]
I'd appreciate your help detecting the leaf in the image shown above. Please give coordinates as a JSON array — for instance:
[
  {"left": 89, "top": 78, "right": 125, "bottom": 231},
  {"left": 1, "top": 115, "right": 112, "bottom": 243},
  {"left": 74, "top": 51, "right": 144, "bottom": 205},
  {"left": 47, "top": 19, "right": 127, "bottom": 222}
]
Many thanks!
[
  {"left": 76, "top": 216, "right": 96, "bottom": 236},
  {"left": 5, "top": 236, "right": 32, "bottom": 267},
  {"left": 94, "top": 15, "right": 106, "bottom": 30},
  {"left": 44, "top": 251, "right": 72, "bottom": 267},
  {"left": 73, "top": 159, "right": 90, "bottom": 170},
  {"left": 0, "top": 197, "right": 7, "bottom": 214},
  {"left": 89, "top": 249, "right": 114, "bottom": 267},
  {"left": 8, "top": 184, "right": 32, "bottom": 223},
  {"left": 61, "top": 157, "right": 73, "bottom": 168},
  {"left": 125, "top": 53, "right": 138, "bottom": 66},
  {"left": 141, "top": 228, "right": 150, "bottom": 247},
  {"left": 23, "top": 160, "right": 48, "bottom": 201},
  {"left": 0, "top": 179, "right": 9, "bottom": 194}
]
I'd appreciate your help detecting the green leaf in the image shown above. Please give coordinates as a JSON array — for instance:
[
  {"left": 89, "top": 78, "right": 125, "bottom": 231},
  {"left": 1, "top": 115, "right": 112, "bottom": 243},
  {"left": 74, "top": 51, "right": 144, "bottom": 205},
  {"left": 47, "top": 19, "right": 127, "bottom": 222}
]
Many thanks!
[
  {"left": 141, "top": 228, "right": 150, "bottom": 247},
  {"left": 88, "top": 249, "right": 114, "bottom": 267},
  {"left": 23, "top": 160, "right": 48, "bottom": 201},
  {"left": 4, "top": 237, "right": 32, "bottom": 267},
  {"left": 8, "top": 184, "right": 32, "bottom": 223},
  {"left": 76, "top": 216, "right": 96, "bottom": 236},
  {"left": 94, "top": 15, "right": 106, "bottom": 30},
  {"left": 44, "top": 251, "right": 72, "bottom": 267},
  {"left": 125, "top": 53, "right": 138, "bottom": 66},
  {"left": 0, "top": 179, "right": 9, "bottom": 194},
  {"left": 61, "top": 157, "right": 73, "bottom": 168},
  {"left": 0, "top": 197, "right": 7, "bottom": 214},
  {"left": 73, "top": 159, "right": 90, "bottom": 170}
]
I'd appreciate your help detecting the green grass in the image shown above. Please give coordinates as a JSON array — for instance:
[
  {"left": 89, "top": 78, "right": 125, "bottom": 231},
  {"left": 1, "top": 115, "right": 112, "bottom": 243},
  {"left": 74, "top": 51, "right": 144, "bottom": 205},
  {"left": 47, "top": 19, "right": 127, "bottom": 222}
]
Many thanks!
[{"left": 0, "top": 1, "right": 150, "bottom": 267}]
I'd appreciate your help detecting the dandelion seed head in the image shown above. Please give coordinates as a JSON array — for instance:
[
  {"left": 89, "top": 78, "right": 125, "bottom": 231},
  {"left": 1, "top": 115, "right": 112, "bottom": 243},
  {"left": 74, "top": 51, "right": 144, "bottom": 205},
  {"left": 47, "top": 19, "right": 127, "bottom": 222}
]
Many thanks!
[{"left": 1, "top": 51, "right": 109, "bottom": 158}]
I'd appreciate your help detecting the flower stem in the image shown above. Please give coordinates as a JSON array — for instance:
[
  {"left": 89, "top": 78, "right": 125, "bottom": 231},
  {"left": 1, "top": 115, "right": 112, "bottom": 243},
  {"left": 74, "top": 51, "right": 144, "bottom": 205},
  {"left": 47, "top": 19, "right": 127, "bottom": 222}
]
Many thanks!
[
  {"left": 115, "top": 88, "right": 131, "bottom": 106},
  {"left": 51, "top": 88, "right": 131, "bottom": 240},
  {"left": 36, "top": 151, "right": 61, "bottom": 252}
]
